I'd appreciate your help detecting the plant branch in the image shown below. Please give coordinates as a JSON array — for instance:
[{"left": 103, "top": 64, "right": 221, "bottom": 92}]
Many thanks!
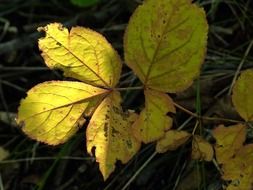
[{"left": 173, "top": 102, "right": 243, "bottom": 124}]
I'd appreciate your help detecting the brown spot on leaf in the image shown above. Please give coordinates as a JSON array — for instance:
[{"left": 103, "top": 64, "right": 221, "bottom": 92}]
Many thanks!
[
  {"left": 126, "top": 140, "right": 132, "bottom": 149},
  {"left": 176, "top": 28, "right": 192, "bottom": 39},
  {"left": 58, "top": 24, "right": 64, "bottom": 31},
  {"left": 111, "top": 127, "right": 119, "bottom": 137},
  {"left": 19, "top": 120, "right": 25, "bottom": 128},
  {"left": 104, "top": 123, "right": 108, "bottom": 137},
  {"left": 69, "top": 116, "right": 75, "bottom": 122}
]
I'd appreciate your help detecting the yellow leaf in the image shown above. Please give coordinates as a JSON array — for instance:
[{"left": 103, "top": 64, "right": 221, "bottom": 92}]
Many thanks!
[
  {"left": 132, "top": 90, "right": 175, "bottom": 143},
  {"left": 222, "top": 144, "right": 253, "bottom": 190},
  {"left": 232, "top": 69, "right": 253, "bottom": 121},
  {"left": 38, "top": 23, "right": 121, "bottom": 88},
  {"left": 191, "top": 135, "right": 213, "bottom": 161},
  {"left": 212, "top": 124, "right": 246, "bottom": 164},
  {"left": 124, "top": 0, "right": 208, "bottom": 92},
  {"left": 156, "top": 130, "right": 191, "bottom": 153},
  {"left": 213, "top": 124, "right": 253, "bottom": 189},
  {"left": 17, "top": 81, "right": 108, "bottom": 145},
  {"left": 86, "top": 91, "right": 141, "bottom": 180}
]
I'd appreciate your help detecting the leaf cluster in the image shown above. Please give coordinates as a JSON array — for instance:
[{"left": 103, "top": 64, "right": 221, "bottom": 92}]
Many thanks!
[{"left": 17, "top": 0, "right": 253, "bottom": 187}]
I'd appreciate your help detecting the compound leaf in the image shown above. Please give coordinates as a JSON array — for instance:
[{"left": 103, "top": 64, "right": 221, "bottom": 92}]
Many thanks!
[
  {"left": 212, "top": 124, "right": 246, "bottom": 164},
  {"left": 132, "top": 89, "right": 175, "bottom": 143},
  {"left": 232, "top": 69, "right": 253, "bottom": 121},
  {"left": 38, "top": 23, "right": 121, "bottom": 88},
  {"left": 86, "top": 91, "right": 141, "bottom": 180},
  {"left": 156, "top": 130, "right": 191, "bottom": 153},
  {"left": 124, "top": 0, "right": 208, "bottom": 92},
  {"left": 17, "top": 81, "right": 108, "bottom": 145},
  {"left": 191, "top": 135, "right": 213, "bottom": 161}
]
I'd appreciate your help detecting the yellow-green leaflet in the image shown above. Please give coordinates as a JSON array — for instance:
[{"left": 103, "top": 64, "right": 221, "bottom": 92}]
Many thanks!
[
  {"left": 232, "top": 69, "right": 253, "bottom": 121},
  {"left": 132, "top": 89, "right": 175, "bottom": 143},
  {"left": 38, "top": 23, "right": 121, "bottom": 88},
  {"left": 17, "top": 81, "right": 108, "bottom": 145},
  {"left": 124, "top": 0, "right": 208, "bottom": 92}
]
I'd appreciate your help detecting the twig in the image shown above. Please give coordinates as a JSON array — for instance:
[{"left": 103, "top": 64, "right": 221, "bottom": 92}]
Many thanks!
[
  {"left": 173, "top": 102, "right": 243, "bottom": 124},
  {"left": 212, "top": 158, "right": 223, "bottom": 175}
]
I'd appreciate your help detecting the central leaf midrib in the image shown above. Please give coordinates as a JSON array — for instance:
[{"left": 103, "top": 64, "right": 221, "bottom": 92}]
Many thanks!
[
  {"left": 143, "top": 5, "right": 176, "bottom": 85},
  {"left": 22, "top": 91, "right": 108, "bottom": 120}
]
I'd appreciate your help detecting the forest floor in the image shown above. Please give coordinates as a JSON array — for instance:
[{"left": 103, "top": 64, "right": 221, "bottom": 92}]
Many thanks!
[{"left": 1, "top": 0, "right": 253, "bottom": 190}]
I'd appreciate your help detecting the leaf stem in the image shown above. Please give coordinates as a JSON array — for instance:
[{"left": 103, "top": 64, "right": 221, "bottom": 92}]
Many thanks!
[
  {"left": 173, "top": 102, "right": 243, "bottom": 124},
  {"left": 192, "top": 120, "right": 200, "bottom": 135},
  {"left": 114, "top": 86, "right": 143, "bottom": 91},
  {"left": 212, "top": 158, "right": 223, "bottom": 175}
]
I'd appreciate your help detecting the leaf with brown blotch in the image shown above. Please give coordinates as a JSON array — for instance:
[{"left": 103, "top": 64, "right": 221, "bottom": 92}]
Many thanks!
[
  {"left": 124, "top": 0, "right": 208, "bottom": 92},
  {"left": 86, "top": 91, "right": 141, "bottom": 180}
]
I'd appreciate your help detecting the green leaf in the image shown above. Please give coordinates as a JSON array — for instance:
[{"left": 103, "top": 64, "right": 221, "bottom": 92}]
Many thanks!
[
  {"left": 17, "top": 81, "right": 108, "bottom": 145},
  {"left": 70, "top": 0, "right": 100, "bottom": 7},
  {"left": 232, "top": 69, "right": 253, "bottom": 121},
  {"left": 86, "top": 91, "right": 141, "bottom": 180},
  {"left": 38, "top": 23, "right": 122, "bottom": 88},
  {"left": 124, "top": 0, "right": 208, "bottom": 92}
]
